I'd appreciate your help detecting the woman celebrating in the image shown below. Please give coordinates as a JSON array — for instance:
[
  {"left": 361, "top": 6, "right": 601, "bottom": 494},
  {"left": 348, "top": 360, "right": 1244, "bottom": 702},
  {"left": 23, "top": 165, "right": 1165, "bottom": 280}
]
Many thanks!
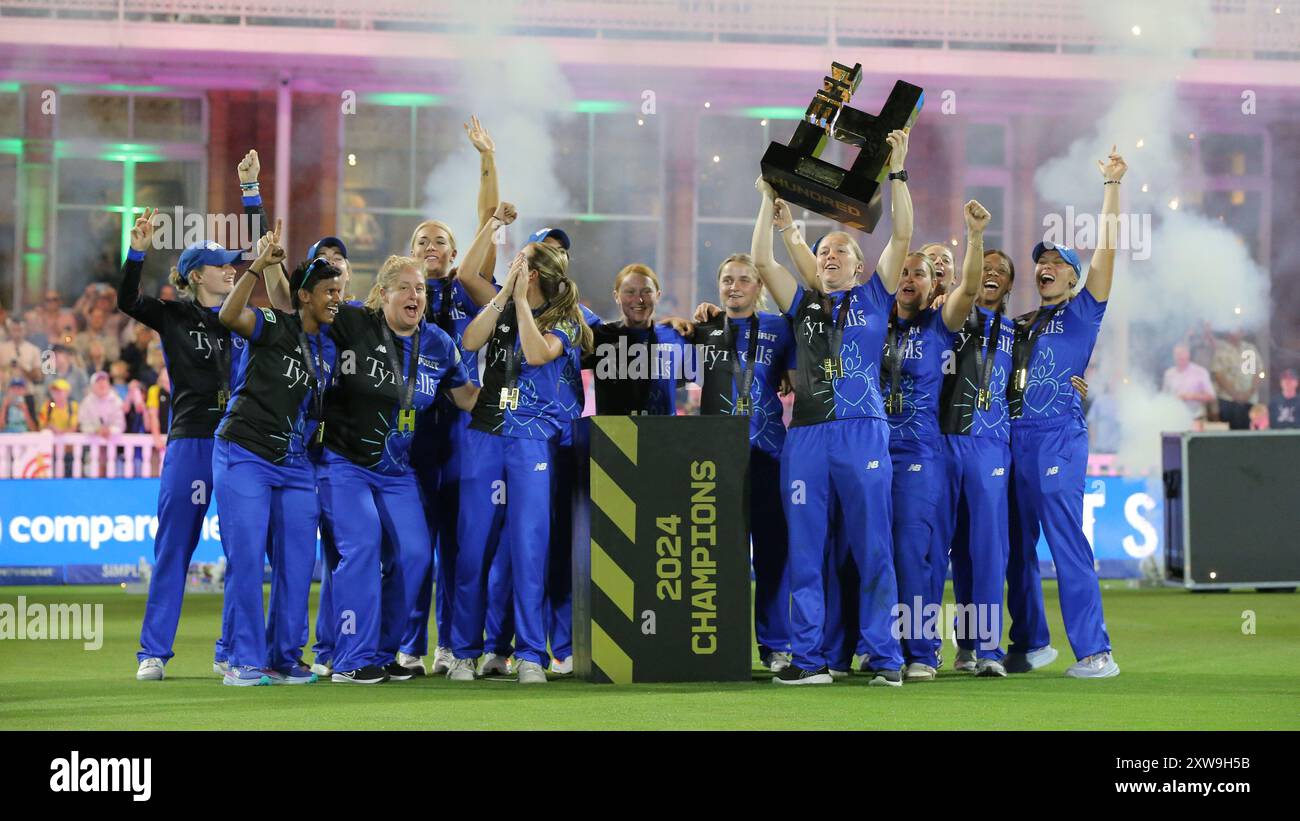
[
  {"left": 317, "top": 255, "right": 476, "bottom": 684},
  {"left": 399, "top": 120, "right": 503, "bottom": 676},
  {"left": 879, "top": 202, "right": 988, "bottom": 680},
  {"left": 587, "top": 264, "right": 694, "bottom": 416},
  {"left": 692, "top": 253, "right": 796, "bottom": 671},
  {"left": 1004, "top": 148, "right": 1128, "bottom": 679},
  {"left": 450, "top": 241, "right": 592, "bottom": 684},
  {"left": 215, "top": 225, "right": 340, "bottom": 686},
  {"left": 750, "top": 127, "right": 912, "bottom": 686},
  {"left": 129, "top": 154, "right": 291, "bottom": 681}
]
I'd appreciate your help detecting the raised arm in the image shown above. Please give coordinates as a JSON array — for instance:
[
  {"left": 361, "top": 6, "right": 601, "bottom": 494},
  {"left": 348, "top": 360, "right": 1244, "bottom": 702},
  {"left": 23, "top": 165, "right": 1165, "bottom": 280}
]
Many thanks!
[
  {"left": 458, "top": 201, "right": 516, "bottom": 307},
  {"left": 468, "top": 115, "right": 499, "bottom": 284},
  {"left": 118, "top": 208, "right": 164, "bottom": 325},
  {"left": 511, "top": 256, "right": 565, "bottom": 365},
  {"left": 462, "top": 258, "right": 520, "bottom": 353},
  {"left": 1086, "top": 145, "right": 1127, "bottom": 302},
  {"left": 220, "top": 222, "right": 284, "bottom": 339},
  {"left": 773, "top": 198, "right": 819, "bottom": 290},
  {"left": 874, "top": 128, "right": 913, "bottom": 293},
  {"left": 237, "top": 149, "right": 291, "bottom": 311},
  {"left": 943, "top": 200, "right": 989, "bottom": 331},
  {"left": 751, "top": 178, "right": 798, "bottom": 313}
]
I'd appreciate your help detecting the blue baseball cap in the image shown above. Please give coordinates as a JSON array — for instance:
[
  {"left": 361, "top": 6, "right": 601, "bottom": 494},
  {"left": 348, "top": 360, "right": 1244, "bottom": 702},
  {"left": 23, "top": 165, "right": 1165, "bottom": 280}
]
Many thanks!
[
  {"left": 527, "top": 227, "right": 571, "bottom": 250},
  {"left": 1031, "top": 241, "right": 1082, "bottom": 279},
  {"left": 307, "top": 236, "right": 348, "bottom": 261},
  {"left": 177, "top": 241, "right": 242, "bottom": 280}
]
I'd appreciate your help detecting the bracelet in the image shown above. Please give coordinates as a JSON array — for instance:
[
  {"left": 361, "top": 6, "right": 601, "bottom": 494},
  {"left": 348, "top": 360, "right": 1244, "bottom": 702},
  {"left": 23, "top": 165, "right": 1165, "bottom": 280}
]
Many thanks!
[
  {"left": 490, "top": 300, "right": 505, "bottom": 313},
  {"left": 239, "top": 181, "right": 260, "bottom": 190},
  {"left": 1104, "top": 180, "right": 1122, "bottom": 185},
  {"left": 778, "top": 224, "right": 797, "bottom": 234}
]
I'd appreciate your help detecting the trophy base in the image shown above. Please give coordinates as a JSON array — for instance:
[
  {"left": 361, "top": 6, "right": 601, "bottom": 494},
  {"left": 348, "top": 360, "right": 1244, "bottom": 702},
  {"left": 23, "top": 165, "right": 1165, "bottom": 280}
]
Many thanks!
[{"left": 760, "top": 143, "right": 884, "bottom": 232}]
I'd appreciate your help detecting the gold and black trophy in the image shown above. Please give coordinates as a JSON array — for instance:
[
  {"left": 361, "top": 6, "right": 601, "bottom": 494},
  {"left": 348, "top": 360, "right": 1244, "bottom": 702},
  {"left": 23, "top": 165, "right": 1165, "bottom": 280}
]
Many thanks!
[{"left": 760, "top": 63, "right": 924, "bottom": 231}]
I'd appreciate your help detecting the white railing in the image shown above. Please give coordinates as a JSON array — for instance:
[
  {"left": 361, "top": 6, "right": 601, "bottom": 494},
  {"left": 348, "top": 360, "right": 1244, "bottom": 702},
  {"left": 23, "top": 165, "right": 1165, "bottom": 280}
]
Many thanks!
[
  {"left": 0, "top": 432, "right": 166, "bottom": 479},
  {"left": 1, "top": 0, "right": 1297, "bottom": 58}
]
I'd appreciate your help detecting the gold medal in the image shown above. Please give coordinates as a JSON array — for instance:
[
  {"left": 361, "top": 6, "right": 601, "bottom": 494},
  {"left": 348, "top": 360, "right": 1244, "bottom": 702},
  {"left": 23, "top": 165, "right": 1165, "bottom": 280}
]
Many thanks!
[
  {"left": 822, "top": 357, "right": 844, "bottom": 380},
  {"left": 735, "top": 396, "right": 752, "bottom": 415},
  {"left": 499, "top": 387, "right": 520, "bottom": 411},
  {"left": 315, "top": 421, "right": 325, "bottom": 445},
  {"left": 217, "top": 389, "right": 229, "bottom": 409},
  {"left": 887, "top": 392, "right": 904, "bottom": 414},
  {"left": 397, "top": 408, "right": 416, "bottom": 433},
  {"left": 977, "top": 387, "right": 992, "bottom": 411},
  {"left": 1014, "top": 367, "right": 1027, "bottom": 392}
]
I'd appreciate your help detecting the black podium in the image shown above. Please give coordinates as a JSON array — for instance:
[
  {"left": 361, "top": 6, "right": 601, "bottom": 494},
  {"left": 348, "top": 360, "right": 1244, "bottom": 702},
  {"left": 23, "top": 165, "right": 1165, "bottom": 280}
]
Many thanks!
[{"left": 571, "top": 416, "right": 752, "bottom": 683}]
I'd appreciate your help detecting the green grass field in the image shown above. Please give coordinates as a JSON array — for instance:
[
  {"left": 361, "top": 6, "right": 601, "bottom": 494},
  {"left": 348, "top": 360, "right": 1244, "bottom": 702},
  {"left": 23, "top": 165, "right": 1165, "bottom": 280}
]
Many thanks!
[{"left": 1, "top": 582, "right": 1297, "bottom": 730}]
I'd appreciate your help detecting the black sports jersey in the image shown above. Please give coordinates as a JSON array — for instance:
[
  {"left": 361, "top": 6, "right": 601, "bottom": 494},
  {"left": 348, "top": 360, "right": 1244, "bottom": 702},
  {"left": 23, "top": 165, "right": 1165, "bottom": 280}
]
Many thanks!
[
  {"left": 217, "top": 308, "right": 336, "bottom": 464},
  {"left": 584, "top": 321, "right": 692, "bottom": 415},
  {"left": 938, "top": 306, "right": 1015, "bottom": 440},
  {"left": 785, "top": 278, "right": 892, "bottom": 428},
  {"left": 117, "top": 254, "right": 242, "bottom": 441},
  {"left": 323, "top": 306, "right": 469, "bottom": 474}
]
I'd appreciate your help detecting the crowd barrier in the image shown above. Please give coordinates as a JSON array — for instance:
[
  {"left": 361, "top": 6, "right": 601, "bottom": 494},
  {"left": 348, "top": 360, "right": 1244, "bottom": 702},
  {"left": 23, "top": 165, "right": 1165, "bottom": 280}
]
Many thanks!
[{"left": 0, "top": 432, "right": 167, "bottom": 479}]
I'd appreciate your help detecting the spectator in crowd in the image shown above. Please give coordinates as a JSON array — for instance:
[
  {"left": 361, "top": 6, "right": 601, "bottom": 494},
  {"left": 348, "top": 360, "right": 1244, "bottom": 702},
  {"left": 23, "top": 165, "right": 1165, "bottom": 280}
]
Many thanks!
[
  {"left": 146, "top": 367, "right": 171, "bottom": 453},
  {"left": 49, "top": 344, "right": 89, "bottom": 405},
  {"left": 0, "top": 301, "right": 9, "bottom": 341},
  {"left": 83, "top": 338, "right": 113, "bottom": 380},
  {"left": 76, "top": 307, "right": 121, "bottom": 365},
  {"left": 124, "top": 379, "right": 149, "bottom": 434},
  {"left": 25, "top": 289, "right": 77, "bottom": 349},
  {"left": 80, "top": 370, "right": 125, "bottom": 437},
  {"left": 1270, "top": 368, "right": 1299, "bottom": 430},
  {"left": 159, "top": 283, "right": 177, "bottom": 302},
  {"left": 109, "top": 360, "right": 131, "bottom": 402},
  {"left": 120, "top": 321, "right": 158, "bottom": 382},
  {"left": 2, "top": 377, "right": 39, "bottom": 432},
  {"left": 1085, "top": 365, "right": 1120, "bottom": 453},
  {"left": 1161, "top": 342, "right": 1216, "bottom": 425},
  {"left": 1249, "top": 403, "right": 1269, "bottom": 431},
  {"left": 1, "top": 318, "right": 45, "bottom": 385},
  {"left": 40, "top": 378, "right": 79, "bottom": 432},
  {"left": 1207, "top": 328, "right": 1260, "bottom": 430}
]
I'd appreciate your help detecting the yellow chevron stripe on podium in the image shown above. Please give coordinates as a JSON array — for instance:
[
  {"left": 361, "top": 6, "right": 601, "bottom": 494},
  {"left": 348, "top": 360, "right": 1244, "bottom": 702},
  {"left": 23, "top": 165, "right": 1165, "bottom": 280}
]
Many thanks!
[{"left": 588, "top": 417, "right": 640, "bottom": 683}]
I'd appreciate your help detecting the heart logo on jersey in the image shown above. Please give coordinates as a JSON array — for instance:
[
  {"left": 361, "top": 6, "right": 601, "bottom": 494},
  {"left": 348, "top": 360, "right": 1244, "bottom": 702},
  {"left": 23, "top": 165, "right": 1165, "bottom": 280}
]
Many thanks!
[
  {"left": 1024, "top": 348, "right": 1067, "bottom": 414},
  {"left": 832, "top": 341, "right": 874, "bottom": 408}
]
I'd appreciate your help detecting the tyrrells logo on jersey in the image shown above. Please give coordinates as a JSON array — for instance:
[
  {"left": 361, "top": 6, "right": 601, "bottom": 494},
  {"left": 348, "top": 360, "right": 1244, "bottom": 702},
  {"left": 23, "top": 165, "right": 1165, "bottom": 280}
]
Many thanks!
[
  {"left": 363, "top": 353, "right": 453, "bottom": 396},
  {"left": 280, "top": 354, "right": 312, "bottom": 390},
  {"left": 955, "top": 325, "right": 1015, "bottom": 357},
  {"left": 187, "top": 329, "right": 227, "bottom": 358}
]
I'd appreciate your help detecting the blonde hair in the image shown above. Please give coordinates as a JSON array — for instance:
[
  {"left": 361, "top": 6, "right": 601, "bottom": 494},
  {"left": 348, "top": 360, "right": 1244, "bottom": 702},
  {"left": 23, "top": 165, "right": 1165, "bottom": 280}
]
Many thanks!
[
  {"left": 364, "top": 255, "right": 423, "bottom": 311},
  {"left": 408, "top": 220, "right": 457, "bottom": 255},
  {"left": 716, "top": 253, "right": 771, "bottom": 312},
  {"left": 528, "top": 242, "right": 593, "bottom": 352},
  {"left": 818, "top": 231, "right": 865, "bottom": 269},
  {"left": 168, "top": 267, "right": 194, "bottom": 299},
  {"left": 613, "top": 263, "right": 660, "bottom": 293}
]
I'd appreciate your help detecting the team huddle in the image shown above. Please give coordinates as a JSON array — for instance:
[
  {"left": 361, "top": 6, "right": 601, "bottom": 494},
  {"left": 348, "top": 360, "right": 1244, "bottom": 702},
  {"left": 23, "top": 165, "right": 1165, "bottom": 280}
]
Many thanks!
[{"left": 129, "top": 117, "right": 1127, "bottom": 687}]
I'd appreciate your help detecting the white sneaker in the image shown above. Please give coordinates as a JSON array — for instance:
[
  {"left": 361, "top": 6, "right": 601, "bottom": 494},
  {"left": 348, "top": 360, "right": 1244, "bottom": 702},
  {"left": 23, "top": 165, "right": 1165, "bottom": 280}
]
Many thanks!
[
  {"left": 954, "top": 648, "right": 977, "bottom": 672},
  {"left": 136, "top": 658, "right": 165, "bottom": 681},
  {"left": 309, "top": 660, "right": 333, "bottom": 678},
  {"left": 828, "top": 668, "right": 849, "bottom": 679},
  {"left": 446, "top": 657, "right": 476, "bottom": 681},
  {"left": 517, "top": 660, "right": 548, "bottom": 684},
  {"left": 1065, "top": 652, "right": 1120, "bottom": 679},
  {"left": 213, "top": 660, "right": 230, "bottom": 675},
  {"left": 1026, "top": 645, "right": 1059, "bottom": 670},
  {"left": 974, "top": 658, "right": 1007, "bottom": 678},
  {"left": 478, "top": 652, "right": 511, "bottom": 677},
  {"left": 396, "top": 652, "right": 426, "bottom": 676},
  {"left": 767, "top": 651, "right": 792, "bottom": 673},
  {"left": 431, "top": 646, "right": 454, "bottom": 676},
  {"left": 550, "top": 655, "right": 574, "bottom": 675},
  {"left": 904, "top": 662, "right": 936, "bottom": 681}
]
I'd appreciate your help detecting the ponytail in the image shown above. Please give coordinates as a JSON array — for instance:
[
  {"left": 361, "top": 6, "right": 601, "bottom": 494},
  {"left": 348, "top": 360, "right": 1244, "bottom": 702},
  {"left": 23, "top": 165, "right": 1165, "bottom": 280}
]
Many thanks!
[
  {"left": 168, "top": 267, "right": 194, "bottom": 300},
  {"left": 529, "top": 242, "right": 593, "bottom": 353}
]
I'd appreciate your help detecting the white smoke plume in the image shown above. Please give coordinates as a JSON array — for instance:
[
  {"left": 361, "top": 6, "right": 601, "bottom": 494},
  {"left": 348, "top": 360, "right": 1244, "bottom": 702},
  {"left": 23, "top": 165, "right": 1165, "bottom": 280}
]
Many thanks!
[
  {"left": 1033, "top": 0, "right": 1270, "bottom": 473},
  {"left": 419, "top": 3, "right": 578, "bottom": 276}
]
